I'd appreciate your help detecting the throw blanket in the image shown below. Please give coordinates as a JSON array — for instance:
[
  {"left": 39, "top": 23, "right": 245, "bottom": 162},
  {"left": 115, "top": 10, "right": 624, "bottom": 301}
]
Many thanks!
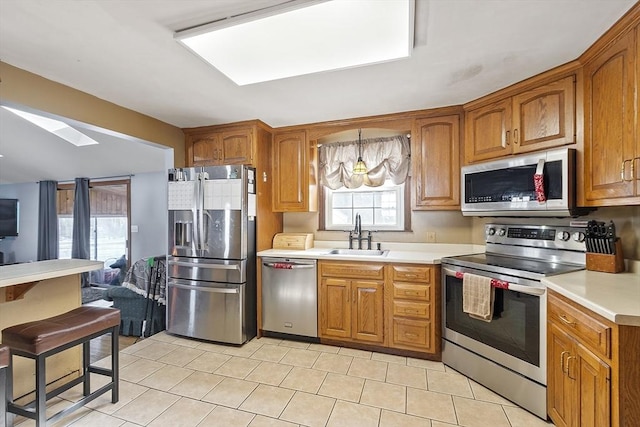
[{"left": 122, "top": 256, "right": 166, "bottom": 305}]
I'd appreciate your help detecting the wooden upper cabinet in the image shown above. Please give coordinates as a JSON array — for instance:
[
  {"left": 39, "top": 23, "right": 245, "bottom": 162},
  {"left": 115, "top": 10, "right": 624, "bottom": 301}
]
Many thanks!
[
  {"left": 583, "top": 28, "right": 639, "bottom": 205},
  {"left": 220, "top": 129, "right": 253, "bottom": 165},
  {"left": 185, "top": 124, "right": 257, "bottom": 167},
  {"left": 465, "top": 98, "right": 512, "bottom": 163},
  {"left": 190, "top": 133, "right": 219, "bottom": 166},
  {"left": 512, "top": 75, "right": 575, "bottom": 153},
  {"left": 413, "top": 114, "right": 461, "bottom": 210},
  {"left": 272, "top": 130, "right": 318, "bottom": 212},
  {"left": 464, "top": 75, "right": 576, "bottom": 164}
]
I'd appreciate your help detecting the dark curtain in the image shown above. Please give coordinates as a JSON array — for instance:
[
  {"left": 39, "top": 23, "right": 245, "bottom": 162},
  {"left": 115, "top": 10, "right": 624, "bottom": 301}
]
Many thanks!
[
  {"left": 37, "top": 180, "right": 58, "bottom": 261},
  {"left": 72, "top": 177, "right": 90, "bottom": 286}
]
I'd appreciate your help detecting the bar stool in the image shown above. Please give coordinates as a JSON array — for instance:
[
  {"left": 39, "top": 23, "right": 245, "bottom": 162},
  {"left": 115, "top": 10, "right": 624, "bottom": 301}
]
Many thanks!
[{"left": 2, "top": 306, "right": 120, "bottom": 427}]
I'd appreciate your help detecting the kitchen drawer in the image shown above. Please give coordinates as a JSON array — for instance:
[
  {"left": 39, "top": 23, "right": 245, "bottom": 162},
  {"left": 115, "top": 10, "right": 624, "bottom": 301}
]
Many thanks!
[
  {"left": 393, "top": 300, "right": 430, "bottom": 319},
  {"left": 548, "top": 292, "right": 612, "bottom": 359},
  {"left": 391, "top": 265, "right": 432, "bottom": 283},
  {"left": 392, "top": 283, "right": 430, "bottom": 301},
  {"left": 320, "top": 262, "right": 385, "bottom": 280},
  {"left": 391, "top": 318, "right": 431, "bottom": 350}
]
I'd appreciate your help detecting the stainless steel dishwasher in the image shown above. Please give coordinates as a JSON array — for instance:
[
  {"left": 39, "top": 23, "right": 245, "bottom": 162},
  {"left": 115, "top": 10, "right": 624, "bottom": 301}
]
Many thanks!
[{"left": 261, "top": 257, "right": 318, "bottom": 338}]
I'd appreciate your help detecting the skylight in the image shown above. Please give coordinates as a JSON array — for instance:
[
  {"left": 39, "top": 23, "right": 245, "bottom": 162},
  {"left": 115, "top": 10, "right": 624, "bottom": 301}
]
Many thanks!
[
  {"left": 175, "top": 0, "right": 415, "bottom": 86},
  {"left": 2, "top": 106, "right": 99, "bottom": 147}
]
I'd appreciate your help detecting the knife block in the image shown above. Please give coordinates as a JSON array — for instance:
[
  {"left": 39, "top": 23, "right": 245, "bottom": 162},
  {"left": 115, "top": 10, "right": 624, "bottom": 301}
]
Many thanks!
[{"left": 586, "top": 240, "right": 625, "bottom": 273}]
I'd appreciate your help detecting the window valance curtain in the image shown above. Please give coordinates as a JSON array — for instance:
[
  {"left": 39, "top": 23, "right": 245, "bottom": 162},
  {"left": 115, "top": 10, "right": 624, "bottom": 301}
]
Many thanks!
[{"left": 319, "top": 135, "right": 411, "bottom": 190}]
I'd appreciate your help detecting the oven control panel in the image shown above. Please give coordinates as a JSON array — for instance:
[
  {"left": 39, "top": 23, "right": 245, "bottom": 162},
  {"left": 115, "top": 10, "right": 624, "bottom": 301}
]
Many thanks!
[{"left": 486, "top": 224, "right": 586, "bottom": 252}]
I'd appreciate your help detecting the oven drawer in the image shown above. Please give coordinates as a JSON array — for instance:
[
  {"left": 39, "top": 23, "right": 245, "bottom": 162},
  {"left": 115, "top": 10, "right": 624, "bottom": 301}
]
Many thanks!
[
  {"left": 548, "top": 292, "right": 612, "bottom": 359},
  {"left": 391, "top": 265, "right": 432, "bottom": 283},
  {"left": 392, "top": 283, "right": 431, "bottom": 301},
  {"left": 391, "top": 318, "right": 432, "bottom": 350},
  {"left": 393, "top": 301, "right": 430, "bottom": 319}
]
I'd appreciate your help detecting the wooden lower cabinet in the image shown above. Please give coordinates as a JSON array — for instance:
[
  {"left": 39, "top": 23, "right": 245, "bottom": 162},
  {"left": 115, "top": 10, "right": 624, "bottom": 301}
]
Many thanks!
[
  {"left": 319, "top": 262, "right": 385, "bottom": 344},
  {"left": 548, "top": 322, "right": 611, "bottom": 427},
  {"left": 547, "top": 290, "right": 639, "bottom": 427},
  {"left": 318, "top": 261, "right": 440, "bottom": 356},
  {"left": 388, "top": 264, "right": 438, "bottom": 353}
]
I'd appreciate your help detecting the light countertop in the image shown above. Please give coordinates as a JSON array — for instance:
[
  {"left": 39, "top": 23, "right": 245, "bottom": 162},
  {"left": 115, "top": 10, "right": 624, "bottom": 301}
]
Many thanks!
[
  {"left": 542, "top": 264, "right": 640, "bottom": 326},
  {"left": 0, "top": 259, "right": 104, "bottom": 288},
  {"left": 259, "top": 241, "right": 640, "bottom": 327},
  {"left": 258, "top": 242, "right": 485, "bottom": 264}
]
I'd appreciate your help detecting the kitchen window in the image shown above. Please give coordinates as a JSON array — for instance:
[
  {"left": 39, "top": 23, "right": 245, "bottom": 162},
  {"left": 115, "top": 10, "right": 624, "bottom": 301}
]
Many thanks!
[
  {"left": 57, "top": 180, "right": 130, "bottom": 283},
  {"left": 323, "top": 180, "right": 406, "bottom": 231},
  {"left": 318, "top": 130, "right": 411, "bottom": 232}
]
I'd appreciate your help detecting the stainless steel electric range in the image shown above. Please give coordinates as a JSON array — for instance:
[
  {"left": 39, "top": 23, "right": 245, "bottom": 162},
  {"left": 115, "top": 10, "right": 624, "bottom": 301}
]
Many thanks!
[{"left": 441, "top": 223, "right": 587, "bottom": 419}]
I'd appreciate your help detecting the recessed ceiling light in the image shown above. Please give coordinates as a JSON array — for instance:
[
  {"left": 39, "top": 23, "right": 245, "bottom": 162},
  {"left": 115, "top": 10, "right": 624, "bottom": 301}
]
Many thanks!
[
  {"left": 175, "top": 0, "right": 415, "bottom": 86},
  {"left": 2, "top": 106, "right": 99, "bottom": 147}
]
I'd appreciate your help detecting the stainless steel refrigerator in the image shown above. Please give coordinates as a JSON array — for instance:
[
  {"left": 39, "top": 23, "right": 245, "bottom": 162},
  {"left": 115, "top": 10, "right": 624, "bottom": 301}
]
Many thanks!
[{"left": 166, "top": 165, "right": 257, "bottom": 344}]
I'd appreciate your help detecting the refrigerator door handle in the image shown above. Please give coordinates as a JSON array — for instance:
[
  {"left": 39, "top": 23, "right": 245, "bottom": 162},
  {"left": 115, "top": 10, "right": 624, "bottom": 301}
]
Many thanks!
[
  {"left": 168, "top": 281, "right": 240, "bottom": 294},
  {"left": 192, "top": 175, "right": 200, "bottom": 251},
  {"left": 197, "top": 173, "right": 206, "bottom": 251},
  {"left": 169, "top": 260, "right": 241, "bottom": 270}
]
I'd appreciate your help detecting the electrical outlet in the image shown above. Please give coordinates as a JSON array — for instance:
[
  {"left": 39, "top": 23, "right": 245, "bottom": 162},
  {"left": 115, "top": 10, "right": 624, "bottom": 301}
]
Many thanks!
[{"left": 425, "top": 231, "right": 436, "bottom": 243}]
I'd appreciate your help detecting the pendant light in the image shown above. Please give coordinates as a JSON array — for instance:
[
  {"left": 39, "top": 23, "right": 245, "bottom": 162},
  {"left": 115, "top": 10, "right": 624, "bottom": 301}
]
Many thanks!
[{"left": 353, "top": 129, "right": 368, "bottom": 175}]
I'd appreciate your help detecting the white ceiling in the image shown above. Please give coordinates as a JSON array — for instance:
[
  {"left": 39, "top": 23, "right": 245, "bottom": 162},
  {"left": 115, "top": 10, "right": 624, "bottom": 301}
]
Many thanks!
[{"left": 0, "top": 0, "right": 636, "bottom": 185}]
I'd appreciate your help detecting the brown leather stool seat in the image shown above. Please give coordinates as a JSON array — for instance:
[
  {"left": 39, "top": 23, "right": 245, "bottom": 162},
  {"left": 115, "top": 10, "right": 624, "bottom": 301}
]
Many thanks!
[
  {"left": 2, "top": 307, "right": 121, "bottom": 427},
  {"left": 1, "top": 344, "right": 9, "bottom": 427}
]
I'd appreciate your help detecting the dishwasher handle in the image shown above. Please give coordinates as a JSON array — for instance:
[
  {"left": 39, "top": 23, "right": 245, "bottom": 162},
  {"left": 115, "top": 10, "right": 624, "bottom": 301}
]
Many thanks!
[{"left": 263, "top": 262, "right": 315, "bottom": 270}]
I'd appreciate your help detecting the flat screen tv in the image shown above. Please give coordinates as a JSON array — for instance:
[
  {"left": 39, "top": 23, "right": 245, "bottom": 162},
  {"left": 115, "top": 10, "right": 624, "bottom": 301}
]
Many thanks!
[{"left": 0, "top": 198, "right": 19, "bottom": 237}]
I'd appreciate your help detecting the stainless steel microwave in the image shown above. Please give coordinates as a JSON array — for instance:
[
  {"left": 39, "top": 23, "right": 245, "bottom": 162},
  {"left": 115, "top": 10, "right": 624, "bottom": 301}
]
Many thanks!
[{"left": 461, "top": 148, "right": 591, "bottom": 217}]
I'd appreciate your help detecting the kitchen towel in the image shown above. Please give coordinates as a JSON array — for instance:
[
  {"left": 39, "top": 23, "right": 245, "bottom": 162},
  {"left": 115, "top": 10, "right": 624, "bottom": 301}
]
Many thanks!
[{"left": 462, "top": 273, "right": 494, "bottom": 322}]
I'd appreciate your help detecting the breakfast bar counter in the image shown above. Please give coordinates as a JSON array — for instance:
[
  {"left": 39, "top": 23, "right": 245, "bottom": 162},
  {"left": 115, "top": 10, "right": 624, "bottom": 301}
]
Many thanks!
[{"left": 0, "top": 259, "right": 103, "bottom": 398}]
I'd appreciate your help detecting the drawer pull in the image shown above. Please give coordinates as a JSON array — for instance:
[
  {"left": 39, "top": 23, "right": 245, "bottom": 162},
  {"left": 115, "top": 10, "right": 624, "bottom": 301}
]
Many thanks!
[
  {"left": 559, "top": 315, "right": 575, "bottom": 326},
  {"left": 404, "top": 291, "right": 419, "bottom": 296},
  {"left": 404, "top": 332, "right": 419, "bottom": 338}
]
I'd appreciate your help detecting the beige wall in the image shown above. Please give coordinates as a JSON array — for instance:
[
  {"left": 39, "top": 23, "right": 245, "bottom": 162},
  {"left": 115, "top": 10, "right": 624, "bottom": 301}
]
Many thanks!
[
  {"left": 283, "top": 210, "right": 474, "bottom": 244},
  {"left": 0, "top": 62, "right": 185, "bottom": 167}
]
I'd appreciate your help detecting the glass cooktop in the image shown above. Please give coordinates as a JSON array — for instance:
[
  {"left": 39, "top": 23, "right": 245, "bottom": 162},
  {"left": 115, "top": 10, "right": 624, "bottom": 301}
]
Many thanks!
[{"left": 442, "top": 253, "right": 585, "bottom": 280}]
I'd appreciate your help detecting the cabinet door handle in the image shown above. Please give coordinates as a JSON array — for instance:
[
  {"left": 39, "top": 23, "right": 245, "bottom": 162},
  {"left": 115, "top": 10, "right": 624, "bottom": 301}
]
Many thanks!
[
  {"left": 566, "top": 355, "right": 576, "bottom": 380},
  {"left": 513, "top": 128, "right": 519, "bottom": 144},
  {"left": 559, "top": 314, "right": 575, "bottom": 326},
  {"left": 621, "top": 159, "right": 633, "bottom": 182},
  {"left": 560, "top": 350, "right": 570, "bottom": 373},
  {"left": 505, "top": 130, "right": 510, "bottom": 146}
]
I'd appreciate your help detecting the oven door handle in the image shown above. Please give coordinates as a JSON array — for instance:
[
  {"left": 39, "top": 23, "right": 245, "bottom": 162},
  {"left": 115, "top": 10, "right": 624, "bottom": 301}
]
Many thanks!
[{"left": 443, "top": 268, "right": 546, "bottom": 297}]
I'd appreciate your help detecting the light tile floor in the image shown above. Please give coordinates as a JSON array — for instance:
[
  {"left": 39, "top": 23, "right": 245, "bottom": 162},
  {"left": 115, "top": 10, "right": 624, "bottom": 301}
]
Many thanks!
[{"left": 11, "top": 332, "right": 555, "bottom": 427}]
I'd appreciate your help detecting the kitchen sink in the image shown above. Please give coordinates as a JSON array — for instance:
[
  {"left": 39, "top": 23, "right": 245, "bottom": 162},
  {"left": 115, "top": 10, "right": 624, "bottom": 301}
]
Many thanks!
[{"left": 327, "top": 249, "right": 389, "bottom": 257}]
